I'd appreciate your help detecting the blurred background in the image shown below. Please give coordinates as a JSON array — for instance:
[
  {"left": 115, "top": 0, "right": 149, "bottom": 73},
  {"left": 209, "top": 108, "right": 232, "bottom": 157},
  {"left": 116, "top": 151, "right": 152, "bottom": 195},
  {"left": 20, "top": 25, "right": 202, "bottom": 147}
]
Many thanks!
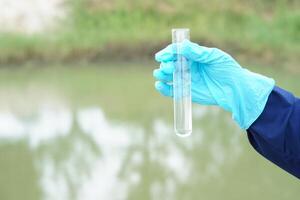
[{"left": 0, "top": 0, "right": 299, "bottom": 199}]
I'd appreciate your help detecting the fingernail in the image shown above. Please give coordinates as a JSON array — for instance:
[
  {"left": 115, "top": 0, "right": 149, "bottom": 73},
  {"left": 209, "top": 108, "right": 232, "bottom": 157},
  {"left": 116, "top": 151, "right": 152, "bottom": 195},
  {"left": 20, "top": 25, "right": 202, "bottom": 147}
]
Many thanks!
[
  {"left": 155, "top": 81, "right": 162, "bottom": 89},
  {"left": 153, "top": 69, "right": 159, "bottom": 77}
]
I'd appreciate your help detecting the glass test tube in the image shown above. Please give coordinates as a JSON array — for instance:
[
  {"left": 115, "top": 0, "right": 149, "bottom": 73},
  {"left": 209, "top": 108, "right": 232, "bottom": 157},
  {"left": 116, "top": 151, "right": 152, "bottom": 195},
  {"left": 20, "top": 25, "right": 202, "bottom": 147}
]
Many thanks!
[{"left": 172, "top": 28, "right": 192, "bottom": 137}]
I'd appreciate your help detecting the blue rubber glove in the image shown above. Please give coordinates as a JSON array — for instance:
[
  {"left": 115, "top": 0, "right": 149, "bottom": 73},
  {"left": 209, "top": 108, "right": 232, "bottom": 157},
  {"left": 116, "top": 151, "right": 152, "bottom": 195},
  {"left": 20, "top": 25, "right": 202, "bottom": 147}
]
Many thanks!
[{"left": 153, "top": 40, "right": 275, "bottom": 129}]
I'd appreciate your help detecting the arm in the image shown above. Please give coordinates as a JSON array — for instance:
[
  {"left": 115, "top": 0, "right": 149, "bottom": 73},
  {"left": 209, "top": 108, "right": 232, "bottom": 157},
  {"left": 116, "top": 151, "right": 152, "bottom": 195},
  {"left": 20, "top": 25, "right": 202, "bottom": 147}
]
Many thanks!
[
  {"left": 247, "top": 86, "right": 300, "bottom": 179},
  {"left": 153, "top": 40, "right": 299, "bottom": 179}
]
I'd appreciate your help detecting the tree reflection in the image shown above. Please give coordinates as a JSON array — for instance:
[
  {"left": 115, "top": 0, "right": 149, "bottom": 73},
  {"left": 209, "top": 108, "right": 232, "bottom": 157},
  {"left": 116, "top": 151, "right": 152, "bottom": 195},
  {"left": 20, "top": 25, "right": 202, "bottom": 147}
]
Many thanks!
[{"left": 0, "top": 105, "right": 242, "bottom": 200}]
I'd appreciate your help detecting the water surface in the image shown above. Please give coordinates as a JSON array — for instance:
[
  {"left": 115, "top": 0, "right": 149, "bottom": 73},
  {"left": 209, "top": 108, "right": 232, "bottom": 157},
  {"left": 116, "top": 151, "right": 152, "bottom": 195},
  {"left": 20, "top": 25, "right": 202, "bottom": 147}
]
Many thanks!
[{"left": 0, "top": 63, "right": 299, "bottom": 200}]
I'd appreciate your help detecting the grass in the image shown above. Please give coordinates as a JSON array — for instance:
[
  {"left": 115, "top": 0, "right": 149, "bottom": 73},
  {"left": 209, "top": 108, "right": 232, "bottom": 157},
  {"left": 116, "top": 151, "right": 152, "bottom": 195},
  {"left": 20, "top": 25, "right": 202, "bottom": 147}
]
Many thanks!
[{"left": 0, "top": 0, "right": 299, "bottom": 68}]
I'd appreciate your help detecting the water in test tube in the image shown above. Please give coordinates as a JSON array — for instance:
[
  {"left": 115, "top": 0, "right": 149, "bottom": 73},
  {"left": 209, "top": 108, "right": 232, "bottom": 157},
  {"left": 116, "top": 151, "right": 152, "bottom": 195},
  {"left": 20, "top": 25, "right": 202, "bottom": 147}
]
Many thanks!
[{"left": 172, "top": 28, "right": 192, "bottom": 137}]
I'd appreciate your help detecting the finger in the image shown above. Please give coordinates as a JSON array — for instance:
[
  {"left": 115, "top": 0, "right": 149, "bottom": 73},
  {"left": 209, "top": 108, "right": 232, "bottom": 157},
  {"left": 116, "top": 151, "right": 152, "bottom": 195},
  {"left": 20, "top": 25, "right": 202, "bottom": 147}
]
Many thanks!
[
  {"left": 153, "top": 68, "right": 173, "bottom": 82},
  {"left": 155, "top": 44, "right": 176, "bottom": 62},
  {"left": 190, "top": 61, "right": 201, "bottom": 82},
  {"left": 180, "top": 40, "right": 226, "bottom": 64},
  {"left": 155, "top": 81, "right": 173, "bottom": 97},
  {"left": 160, "top": 61, "right": 174, "bottom": 74}
]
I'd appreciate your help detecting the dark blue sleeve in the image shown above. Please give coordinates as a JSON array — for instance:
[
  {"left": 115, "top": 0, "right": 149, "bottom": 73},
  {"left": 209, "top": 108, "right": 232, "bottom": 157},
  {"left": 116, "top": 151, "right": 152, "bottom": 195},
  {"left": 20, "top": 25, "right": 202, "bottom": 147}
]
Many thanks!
[{"left": 247, "top": 86, "right": 300, "bottom": 179}]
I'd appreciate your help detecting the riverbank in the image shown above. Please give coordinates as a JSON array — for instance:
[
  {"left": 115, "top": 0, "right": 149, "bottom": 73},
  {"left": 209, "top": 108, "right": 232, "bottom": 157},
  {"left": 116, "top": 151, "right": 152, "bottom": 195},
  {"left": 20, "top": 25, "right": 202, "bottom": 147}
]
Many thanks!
[{"left": 0, "top": 0, "right": 299, "bottom": 68}]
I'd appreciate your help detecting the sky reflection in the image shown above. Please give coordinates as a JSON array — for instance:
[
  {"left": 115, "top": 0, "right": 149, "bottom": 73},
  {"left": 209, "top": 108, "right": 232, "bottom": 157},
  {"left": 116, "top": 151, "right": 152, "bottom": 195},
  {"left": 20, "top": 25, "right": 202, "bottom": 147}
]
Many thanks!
[{"left": 0, "top": 104, "right": 242, "bottom": 200}]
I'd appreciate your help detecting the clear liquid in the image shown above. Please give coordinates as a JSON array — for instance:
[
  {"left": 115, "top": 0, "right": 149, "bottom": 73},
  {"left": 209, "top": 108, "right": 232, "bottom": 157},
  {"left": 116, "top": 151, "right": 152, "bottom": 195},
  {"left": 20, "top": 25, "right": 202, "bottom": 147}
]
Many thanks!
[{"left": 173, "top": 55, "right": 192, "bottom": 137}]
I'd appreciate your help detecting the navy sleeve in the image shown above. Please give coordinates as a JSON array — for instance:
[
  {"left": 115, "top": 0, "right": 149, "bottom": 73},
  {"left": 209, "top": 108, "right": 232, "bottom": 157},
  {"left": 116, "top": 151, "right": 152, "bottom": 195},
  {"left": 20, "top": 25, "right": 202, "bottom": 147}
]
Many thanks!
[{"left": 247, "top": 86, "right": 300, "bottom": 179}]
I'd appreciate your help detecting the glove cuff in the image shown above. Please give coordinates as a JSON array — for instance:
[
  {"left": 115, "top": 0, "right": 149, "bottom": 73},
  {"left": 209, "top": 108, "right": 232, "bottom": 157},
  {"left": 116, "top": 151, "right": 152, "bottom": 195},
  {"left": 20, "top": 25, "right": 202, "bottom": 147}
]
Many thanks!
[{"left": 231, "top": 69, "right": 275, "bottom": 129}]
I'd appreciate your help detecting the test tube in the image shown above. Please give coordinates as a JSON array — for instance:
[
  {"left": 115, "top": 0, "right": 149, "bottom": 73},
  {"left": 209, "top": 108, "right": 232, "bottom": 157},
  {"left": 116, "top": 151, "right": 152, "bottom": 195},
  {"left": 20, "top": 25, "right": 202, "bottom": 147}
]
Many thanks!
[{"left": 172, "top": 28, "right": 192, "bottom": 137}]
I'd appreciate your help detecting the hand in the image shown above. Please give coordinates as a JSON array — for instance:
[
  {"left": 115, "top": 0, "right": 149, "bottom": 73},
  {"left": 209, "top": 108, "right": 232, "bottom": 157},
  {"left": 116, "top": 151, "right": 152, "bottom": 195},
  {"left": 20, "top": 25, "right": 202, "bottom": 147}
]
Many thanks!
[{"left": 153, "top": 40, "right": 275, "bottom": 129}]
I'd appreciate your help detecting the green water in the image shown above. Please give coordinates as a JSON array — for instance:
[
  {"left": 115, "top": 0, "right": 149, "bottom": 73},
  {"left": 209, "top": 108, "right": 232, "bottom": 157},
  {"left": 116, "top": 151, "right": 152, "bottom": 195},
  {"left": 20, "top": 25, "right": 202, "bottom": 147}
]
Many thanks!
[{"left": 0, "top": 62, "right": 299, "bottom": 200}]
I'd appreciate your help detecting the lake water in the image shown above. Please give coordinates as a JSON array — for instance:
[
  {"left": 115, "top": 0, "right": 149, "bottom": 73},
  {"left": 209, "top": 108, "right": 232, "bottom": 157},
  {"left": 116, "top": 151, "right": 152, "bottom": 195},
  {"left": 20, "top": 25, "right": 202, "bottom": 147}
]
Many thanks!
[{"left": 0, "top": 62, "right": 299, "bottom": 200}]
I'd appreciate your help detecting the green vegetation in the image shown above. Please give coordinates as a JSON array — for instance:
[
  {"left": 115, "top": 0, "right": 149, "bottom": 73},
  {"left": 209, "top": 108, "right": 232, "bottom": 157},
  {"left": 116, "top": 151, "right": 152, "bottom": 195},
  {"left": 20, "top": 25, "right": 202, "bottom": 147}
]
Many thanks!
[
  {"left": 0, "top": 1, "right": 299, "bottom": 198},
  {"left": 0, "top": 0, "right": 299, "bottom": 67}
]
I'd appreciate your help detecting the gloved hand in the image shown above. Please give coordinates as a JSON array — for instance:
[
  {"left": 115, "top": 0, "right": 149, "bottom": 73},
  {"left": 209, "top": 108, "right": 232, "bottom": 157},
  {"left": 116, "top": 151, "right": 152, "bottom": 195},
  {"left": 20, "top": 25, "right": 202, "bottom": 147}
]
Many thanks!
[{"left": 153, "top": 40, "right": 275, "bottom": 129}]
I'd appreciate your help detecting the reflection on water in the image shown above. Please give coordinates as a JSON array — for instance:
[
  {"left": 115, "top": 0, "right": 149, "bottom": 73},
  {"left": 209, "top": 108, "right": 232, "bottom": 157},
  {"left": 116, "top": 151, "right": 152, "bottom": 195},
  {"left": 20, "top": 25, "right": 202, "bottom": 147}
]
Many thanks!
[
  {"left": 0, "top": 101, "right": 244, "bottom": 200},
  {"left": 0, "top": 106, "right": 72, "bottom": 148}
]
